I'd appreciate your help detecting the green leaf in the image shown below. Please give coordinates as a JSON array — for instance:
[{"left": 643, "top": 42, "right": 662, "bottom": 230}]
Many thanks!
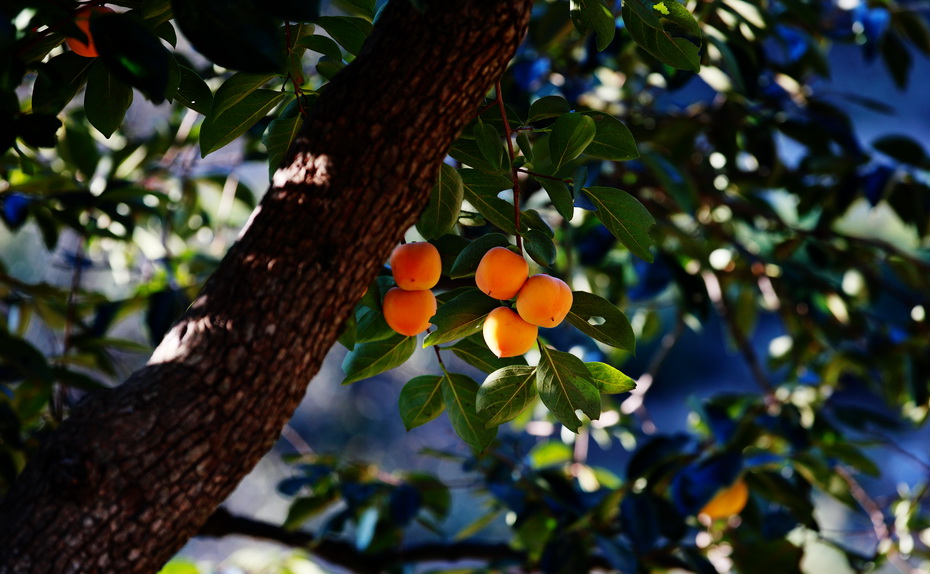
[
  {"left": 174, "top": 66, "right": 212, "bottom": 115},
  {"left": 585, "top": 362, "right": 636, "bottom": 393},
  {"left": 91, "top": 12, "right": 171, "bottom": 103},
  {"left": 84, "top": 60, "right": 133, "bottom": 138},
  {"left": 32, "top": 52, "right": 95, "bottom": 115},
  {"left": 524, "top": 229, "right": 556, "bottom": 266},
  {"left": 449, "top": 233, "right": 511, "bottom": 279},
  {"left": 474, "top": 122, "right": 503, "bottom": 172},
  {"left": 582, "top": 112, "right": 639, "bottom": 161},
  {"left": 460, "top": 170, "right": 522, "bottom": 235},
  {"left": 549, "top": 113, "right": 596, "bottom": 170},
  {"left": 873, "top": 134, "right": 930, "bottom": 168},
  {"left": 581, "top": 186, "right": 655, "bottom": 262},
  {"left": 537, "top": 346, "right": 601, "bottom": 432},
  {"left": 622, "top": 1, "right": 702, "bottom": 72},
  {"left": 449, "top": 138, "right": 508, "bottom": 174},
  {"left": 521, "top": 209, "right": 553, "bottom": 238},
  {"left": 297, "top": 34, "right": 343, "bottom": 60},
  {"left": 315, "top": 16, "right": 372, "bottom": 56},
  {"left": 450, "top": 335, "right": 527, "bottom": 374},
  {"left": 516, "top": 132, "right": 534, "bottom": 161},
  {"left": 476, "top": 365, "right": 538, "bottom": 426},
  {"left": 417, "top": 163, "right": 464, "bottom": 240},
  {"left": 441, "top": 372, "right": 497, "bottom": 450},
  {"left": 566, "top": 291, "right": 635, "bottom": 351},
  {"left": 200, "top": 90, "right": 288, "bottom": 156},
  {"left": 341, "top": 333, "right": 416, "bottom": 385},
  {"left": 283, "top": 494, "right": 337, "bottom": 530},
  {"left": 539, "top": 178, "right": 574, "bottom": 220},
  {"left": 170, "top": 0, "right": 285, "bottom": 73},
  {"left": 575, "top": 0, "right": 616, "bottom": 51},
  {"left": 212, "top": 72, "right": 277, "bottom": 117},
  {"left": 423, "top": 289, "right": 498, "bottom": 347},
  {"left": 262, "top": 115, "right": 304, "bottom": 179},
  {"left": 399, "top": 375, "right": 445, "bottom": 430},
  {"left": 528, "top": 95, "right": 571, "bottom": 123}
]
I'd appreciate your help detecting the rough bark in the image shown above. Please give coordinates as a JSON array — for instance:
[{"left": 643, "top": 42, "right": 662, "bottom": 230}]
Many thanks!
[{"left": 0, "top": 2, "right": 532, "bottom": 572}]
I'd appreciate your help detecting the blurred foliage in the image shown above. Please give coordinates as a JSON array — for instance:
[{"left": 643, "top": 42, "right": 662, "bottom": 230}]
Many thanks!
[{"left": 3, "top": 0, "right": 930, "bottom": 573}]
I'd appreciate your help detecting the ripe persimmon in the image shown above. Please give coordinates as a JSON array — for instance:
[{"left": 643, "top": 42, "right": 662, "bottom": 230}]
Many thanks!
[
  {"left": 390, "top": 242, "right": 441, "bottom": 290},
  {"left": 66, "top": 6, "right": 114, "bottom": 58},
  {"left": 482, "top": 306, "right": 538, "bottom": 358},
  {"left": 475, "top": 246, "right": 528, "bottom": 300},
  {"left": 699, "top": 478, "right": 749, "bottom": 520},
  {"left": 515, "top": 274, "right": 573, "bottom": 327},
  {"left": 382, "top": 287, "right": 436, "bottom": 336}
]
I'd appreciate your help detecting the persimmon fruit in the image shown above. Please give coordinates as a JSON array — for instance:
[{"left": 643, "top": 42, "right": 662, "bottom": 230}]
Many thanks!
[
  {"left": 382, "top": 287, "right": 436, "bottom": 336},
  {"left": 482, "top": 306, "right": 538, "bottom": 358},
  {"left": 475, "top": 246, "right": 528, "bottom": 300},
  {"left": 66, "top": 6, "right": 114, "bottom": 58},
  {"left": 699, "top": 478, "right": 749, "bottom": 520},
  {"left": 390, "top": 242, "right": 441, "bottom": 290},
  {"left": 515, "top": 274, "right": 573, "bottom": 327}
]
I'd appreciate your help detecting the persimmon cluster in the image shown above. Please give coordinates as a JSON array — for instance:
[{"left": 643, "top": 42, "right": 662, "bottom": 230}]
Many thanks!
[
  {"left": 382, "top": 242, "right": 440, "bottom": 336},
  {"left": 477, "top": 246, "right": 573, "bottom": 358}
]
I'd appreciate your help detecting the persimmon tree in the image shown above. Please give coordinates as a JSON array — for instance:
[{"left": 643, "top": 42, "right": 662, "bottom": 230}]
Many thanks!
[{"left": 2, "top": 1, "right": 930, "bottom": 573}]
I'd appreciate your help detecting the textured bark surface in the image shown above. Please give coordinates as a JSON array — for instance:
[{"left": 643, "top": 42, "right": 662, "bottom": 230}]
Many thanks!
[{"left": 0, "top": 1, "right": 532, "bottom": 572}]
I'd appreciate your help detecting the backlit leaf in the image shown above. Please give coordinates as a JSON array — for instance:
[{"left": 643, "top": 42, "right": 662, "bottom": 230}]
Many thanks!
[
  {"left": 315, "top": 16, "right": 372, "bottom": 56},
  {"left": 582, "top": 186, "right": 655, "bottom": 262},
  {"left": 566, "top": 291, "right": 635, "bottom": 351},
  {"left": 537, "top": 346, "right": 600, "bottom": 432},
  {"left": 200, "top": 90, "right": 288, "bottom": 156},
  {"left": 341, "top": 333, "right": 416, "bottom": 385},
  {"left": 442, "top": 372, "right": 497, "bottom": 450},
  {"left": 399, "top": 375, "right": 444, "bottom": 430},
  {"left": 476, "top": 365, "right": 538, "bottom": 426},
  {"left": 263, "top": 115, "right": 304, "bottom": 179},
  {"left": 84, "top": 61, "right": 133, "bottom": 138},
  {"left": 586, "top": 361, "right": 636, "bottom": 393},
  {"left": 549, "top": 113, "right": 596, "bottom": 170},
  {"left": 417, "top": 163, "right": 464, "bottom": 240}
]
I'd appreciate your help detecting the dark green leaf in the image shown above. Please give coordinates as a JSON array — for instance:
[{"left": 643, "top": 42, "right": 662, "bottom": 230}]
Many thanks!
[
  {"left": 84, "top": 60, "right": 133, "bottom": 138},
  {"left": 566, "top": 291, "right": 635, "bottom": 351},
  {"left": 441, "top": 372, "right": 497, "bottom": 450},
  {"left": 575, "top": 0, "right": 616, "bottom": 51},
  {"left": 315, "top": 16, "right": 372, "bottom": 56},
  {"left": 474, "top": 122, "right": 503, "bottom": 172},
  {"left": 212, "top": 72, "right": 277, "bottom": 117},
  {"left": 450, "top": 335, "right": 527, "bottom": 374},
  {"left": 622, "top": 1, "right": 702, "bottom": 72},
  {"left": 460, "top": 170, "right": 522, "bottom": 235},
  {"left": 582, "top": 186, "right": 656, "bottom": 262},
  {"left": 585, "top": 362, "right": 636, "bottom": 393},
  {"left": 32, "top": 52, "right": 95, "bottom": 115},
  {"left": 170, "top": 0, "right": 285, "bottom": 73},
  {"left": 537, "top": 346, "right": 600, "bottom": 432},
  {"left": 476, "top": 365, "right": 538, "bottom": 426},
  {"left": 582, "top": 112, "right": 639, "bottom": 160},
  {"left": 15, "top": 115, "right": 61, "bottom": 149},
  {"left": 528, "top": 95, "right": 571, "bottom": 123},
  {"left": 448, "top": 233, "right": 511, "bottom": 278},
  {"left": 200, "top": 90, "right": 288, "bottom": 156},
  {"left": 417, "top": 163, "right": 464, "bottom": 240},
  {"left": 423, "top": 289, "right": 498, "bottom": 347},
  {"left": 524, "top": 229, "right": 556, "bottom": 266},
  {"left": 449, "top": 137, "right": 508, "bottom": 174},
  {"left": 398, "top": 375, "right": 444, "bottom": 430},
  {"left": 296, "top": 35, "right": 343, "bottom": 60},
  {"left": 262, "top": 115, "right": 303, "bottom": 178},
  {"left": 341, "top": 333, "right": 417, "bottom": 385},
  {"left": 174, "top": 66, "right": 213, "bottom": 115},
  {"left": 549, "top": 113, "right": 596, "bottom": 170},
  {"left": 538, "top": 178, "right": 574, "bottom": 220},
  {"left": 873, "top": 134, "right": 929, "bottom": 168},
  {"left": 91, "top": 13, "right": 171, "bottom": 103}
]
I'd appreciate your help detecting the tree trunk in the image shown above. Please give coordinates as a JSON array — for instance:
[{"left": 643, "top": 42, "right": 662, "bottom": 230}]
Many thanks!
[{"left": 0, "top": 2, "right": 532, "bottom": 571}]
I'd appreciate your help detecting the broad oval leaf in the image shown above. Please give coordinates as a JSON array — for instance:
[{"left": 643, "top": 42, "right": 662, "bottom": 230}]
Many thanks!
[
  {"left": 528, "top": 95, "right": 571, "bottom": 123},
  {"left": 538, "top": 177, "right": 574, "bottom": 220},
  {"left": 450, "top": 335, "right": 527, "bottom": 374},
  {"left": 417, "top": 163, "right": 464, "bottom": 240},
  {"left": 91, "top": 13, "right": 170, "bottom": 103},
  {"left": 341, "top": 333, "right": 416, "bottom": 385},
  {"left": 583, "top": 112, "right": 638, "bottom": 161},
  {"left": 315, "top": 16, "right": 372, "bottom": 56},
  {"left": 474, "top": 122, "right": 503, "bottom": 172},
  {"left": 263, "top": 115, "right": 304, "bottom": 179},
  {"left": 586, "top": 361, "right": 636, "bottom": 394},
  {"left": 537, "top": 346, "right": 601, "bottom": 432},
  {"left": 175, "top": 65, "right": 213, "bottom": 115},
  {"left": 581, "top": 186, "right": 656, "bottom": 262},
  {"left": 171, "top": 0, "right": 285, "bottom": 73},
  {"left": 476, "top": 365, "right": 538, "bottom": 426},
  {"left": 621, "top": 2, "right": 701, "bottom": 72},
  {"left": 297, "top": 34, "right": 343, "bottom": 60},
  {"left": 32, "top": 52, "right": 95, "bottom": 115},
  {"left": 200, "top": 90, "right": 288, "bottom": 156},
  {"left": 460, "top": 169, "right": 522, "bottom": 235},
  {"left": 441, "top": 372, "right": 497, "bottom": 451},
  {"left": 566, "top": 291, "right": 635, "bottom": 352},
  {"left": 574, "top": 0, "right": 616, "bottom": 51},
  {"left": 212, "top": 72, "right": 277, "bottom": 117},
  {"left": 524, "top": 229, "right": 556, "bottom": 267},
  {"left": 449, "top": 233, "right": 512, "bottom": 279},
  {"left": 423, "top": 289, "right": 498, "bottom": 347},
  {"left": 549, "top": 113, "right": 596, "bottom": 170},
  {"left": 399, "top": 375, "right": 445, "bottom": 430},
  {"left": 84, "top": 60, "right": 133, "bottom": 138}
]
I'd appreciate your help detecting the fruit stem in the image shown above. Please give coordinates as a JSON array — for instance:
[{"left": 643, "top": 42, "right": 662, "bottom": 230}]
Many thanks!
[{"left": 495, "top": 80, "right": 523, "bottom": 255}]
